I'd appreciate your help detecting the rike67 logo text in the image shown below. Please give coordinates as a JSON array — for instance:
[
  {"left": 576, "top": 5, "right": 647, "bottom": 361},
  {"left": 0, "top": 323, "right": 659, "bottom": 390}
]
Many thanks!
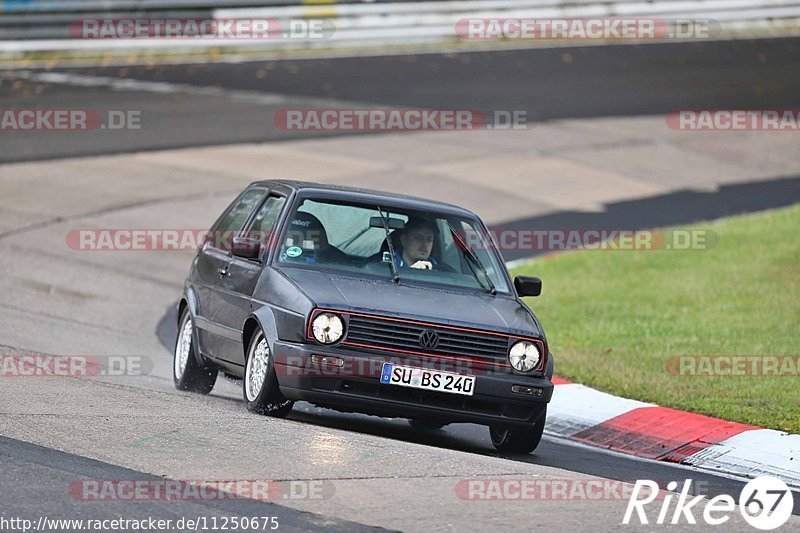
[{"left": 624, "top": 476, "right": 794, "bottom": 530}]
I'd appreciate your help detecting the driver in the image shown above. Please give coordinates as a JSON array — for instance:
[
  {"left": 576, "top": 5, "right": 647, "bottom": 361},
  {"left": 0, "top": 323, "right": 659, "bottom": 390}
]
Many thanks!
[{"left": 395, "top": 218, "right": 441, "bottom": 270}]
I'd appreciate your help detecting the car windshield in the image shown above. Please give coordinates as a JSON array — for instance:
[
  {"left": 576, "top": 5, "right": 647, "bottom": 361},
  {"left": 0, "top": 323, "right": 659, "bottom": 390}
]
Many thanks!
[{"left": 275, "top": 197, "right": 510, "bottom": 293}]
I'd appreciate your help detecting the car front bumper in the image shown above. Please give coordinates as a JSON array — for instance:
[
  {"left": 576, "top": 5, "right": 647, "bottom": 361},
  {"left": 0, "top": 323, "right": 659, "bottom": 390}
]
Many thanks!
[{"left": 272, "top": 340, "right": 552, "bottom": 428}]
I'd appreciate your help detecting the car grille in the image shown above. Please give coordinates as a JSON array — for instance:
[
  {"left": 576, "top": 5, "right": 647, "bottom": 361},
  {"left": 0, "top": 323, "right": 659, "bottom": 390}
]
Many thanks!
[{"left": 344, "top": 313, "right": 510, "bottom": 361}]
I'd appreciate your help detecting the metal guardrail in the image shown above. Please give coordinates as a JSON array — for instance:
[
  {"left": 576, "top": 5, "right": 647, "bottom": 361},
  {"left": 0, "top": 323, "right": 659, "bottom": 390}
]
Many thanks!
[{"left": 1, "top": 0, "right": 800, "bottom": 52}]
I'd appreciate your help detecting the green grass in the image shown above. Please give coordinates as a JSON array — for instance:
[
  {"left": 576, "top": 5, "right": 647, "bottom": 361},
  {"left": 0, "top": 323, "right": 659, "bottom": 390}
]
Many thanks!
[{"left": 511, "top": 204, "right": 800, "bottom": 433}]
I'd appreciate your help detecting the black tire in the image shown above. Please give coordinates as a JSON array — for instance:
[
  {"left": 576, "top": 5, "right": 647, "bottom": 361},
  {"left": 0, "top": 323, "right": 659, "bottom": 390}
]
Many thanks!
[
  {"left": 173, "top": 309, "right": 217, "bottom": 394},
  {"left": 243, "top": 327, "right": 293, "bottom": 417},
  {"left": 408, "top": 419, "right": 447, "bottom": 431},
  {"left": 489, "top": 407, "right": 547, "bottom": 454}
]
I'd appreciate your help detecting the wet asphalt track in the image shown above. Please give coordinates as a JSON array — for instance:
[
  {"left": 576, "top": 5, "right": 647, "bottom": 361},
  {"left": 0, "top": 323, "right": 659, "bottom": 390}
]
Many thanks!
[{"left": 0, "top": 436, "right": 375, "bottom": 533}]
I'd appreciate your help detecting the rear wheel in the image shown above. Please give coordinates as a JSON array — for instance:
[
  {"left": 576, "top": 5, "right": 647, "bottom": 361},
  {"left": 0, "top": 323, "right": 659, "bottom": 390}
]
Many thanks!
[
  {"left": 244, "top": 328, "right": 293, "bottom": 417},
  {"left": 408, "top": 419, "right": 447, "bottom": 431},
  {"left": 489, "top": 407, "right": 546, "bottom": 453},
  {"left": 173, "top": 309, "right": 217, "bottom": 394}
]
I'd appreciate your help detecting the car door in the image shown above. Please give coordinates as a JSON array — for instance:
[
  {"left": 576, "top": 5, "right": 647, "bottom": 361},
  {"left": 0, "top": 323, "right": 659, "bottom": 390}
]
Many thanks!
[
  {"left": 193, "top": 188, "right": 266, "bottom": 360},
  {"left": 214, "top": 192, "right": 288, "bottom": 365}
]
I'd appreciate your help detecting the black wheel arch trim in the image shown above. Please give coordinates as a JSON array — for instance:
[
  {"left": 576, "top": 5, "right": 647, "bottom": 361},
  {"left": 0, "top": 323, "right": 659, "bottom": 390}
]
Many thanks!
[
  {"left": 245, "top": 307, "right": 281, "bottom": 367},
  {"left": 177, "top": 290, "right": 205, "bottom": 368}
]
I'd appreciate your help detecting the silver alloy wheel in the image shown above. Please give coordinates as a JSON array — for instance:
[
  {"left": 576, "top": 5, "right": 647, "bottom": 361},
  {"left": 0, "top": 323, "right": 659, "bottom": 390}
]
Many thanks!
[
  {"left": 245, "top": 332, "right": 270, "bottom": 402},
  {"left": 174, "top": 316, "right": 193, "bottom": 380}
]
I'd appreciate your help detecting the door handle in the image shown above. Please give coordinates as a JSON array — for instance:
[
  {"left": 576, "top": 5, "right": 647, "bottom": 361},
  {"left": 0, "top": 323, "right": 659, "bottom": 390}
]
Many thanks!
[{"left": 217, "top": 266, "right": 230, "bottom": 278}]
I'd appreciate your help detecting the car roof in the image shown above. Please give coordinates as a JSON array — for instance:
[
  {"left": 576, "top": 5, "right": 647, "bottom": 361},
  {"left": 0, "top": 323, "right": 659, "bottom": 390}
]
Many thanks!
[{"left": 250, "top": 179, "right": 479, "bottom": 219}]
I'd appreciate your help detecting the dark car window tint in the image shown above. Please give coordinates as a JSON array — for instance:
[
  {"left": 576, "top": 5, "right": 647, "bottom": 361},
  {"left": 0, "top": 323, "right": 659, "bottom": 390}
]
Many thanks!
[
  {"left": 212, "top": 189, "right": 264, "bottom": 250},
  {"left": 298, "top": 199, "right": 397, "bottom": 257},
  {"left": 276, "top": 198, "right": 510, "bottom": 293},
  {"left": 247, "top": 195, "right": 286, "bottom": 249}
]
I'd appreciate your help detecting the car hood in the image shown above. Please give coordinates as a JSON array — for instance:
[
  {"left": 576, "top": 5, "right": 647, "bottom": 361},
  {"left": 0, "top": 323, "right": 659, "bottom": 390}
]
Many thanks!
[{"left": 279, "top": 267, "right": 541, "bottom": 337}]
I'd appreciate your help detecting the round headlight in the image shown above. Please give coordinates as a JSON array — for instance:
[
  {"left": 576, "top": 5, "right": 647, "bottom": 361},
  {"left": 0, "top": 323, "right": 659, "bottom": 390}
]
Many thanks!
[
  {"left": 311, "top": 313, "right": 345, "bottom": 344},
  {"left": 508, "top": 341, "right": 541, "bottom": 373}
]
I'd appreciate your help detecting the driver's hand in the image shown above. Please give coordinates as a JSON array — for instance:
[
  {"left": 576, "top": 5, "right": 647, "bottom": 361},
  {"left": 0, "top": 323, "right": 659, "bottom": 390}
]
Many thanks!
[{"left": 410, "top": 260, "right": 433, "bottom": 270}]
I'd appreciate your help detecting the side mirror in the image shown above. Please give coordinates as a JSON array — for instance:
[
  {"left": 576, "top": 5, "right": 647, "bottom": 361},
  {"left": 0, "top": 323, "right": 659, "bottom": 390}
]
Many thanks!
[
  {"left": 231, "top": 236, "right": 262, "bottom": 260},
  {"left": 514, "top": 276, "right": 542, "bottom": 297}
]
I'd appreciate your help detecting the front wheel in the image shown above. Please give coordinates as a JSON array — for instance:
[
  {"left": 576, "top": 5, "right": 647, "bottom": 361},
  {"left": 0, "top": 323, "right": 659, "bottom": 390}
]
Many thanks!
[
  {"left": 489, "top": 407, "right": 547, "bottom": 454},
  {"left": 243, "top": 328, "right": 293, "bottom": 417},
  {"left": 173, "top": 309, "right": 217, "bottom": 394}
]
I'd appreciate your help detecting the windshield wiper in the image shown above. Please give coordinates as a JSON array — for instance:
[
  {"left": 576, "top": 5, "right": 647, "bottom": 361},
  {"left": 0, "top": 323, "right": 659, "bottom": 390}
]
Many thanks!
[
  {"left": 447, "top": 223, "right": 496, "bottom": 295},
  {"left": 377, "top": 206, "right": 400, "bottom": 283}
]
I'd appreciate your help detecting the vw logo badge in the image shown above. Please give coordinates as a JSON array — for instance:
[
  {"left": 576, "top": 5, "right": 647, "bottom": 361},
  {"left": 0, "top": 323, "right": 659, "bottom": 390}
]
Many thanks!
[{"left": 418, "top": 330, "right": 440, "bottom": 350}]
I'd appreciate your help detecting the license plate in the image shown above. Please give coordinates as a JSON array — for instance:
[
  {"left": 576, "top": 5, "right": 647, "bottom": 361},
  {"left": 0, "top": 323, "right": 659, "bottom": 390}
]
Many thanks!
[{"left": 380, "top": 363, "right": 475, "bottom": 396}]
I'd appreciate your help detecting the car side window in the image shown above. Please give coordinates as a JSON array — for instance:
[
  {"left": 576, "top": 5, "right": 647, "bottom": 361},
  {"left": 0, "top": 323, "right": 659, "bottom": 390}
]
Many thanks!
[
  {"left": 211, "top": 189, "right": 264, "bottom": 251},
  {"left": 246, "top": 195, "right": 286, "bottom": 249}
]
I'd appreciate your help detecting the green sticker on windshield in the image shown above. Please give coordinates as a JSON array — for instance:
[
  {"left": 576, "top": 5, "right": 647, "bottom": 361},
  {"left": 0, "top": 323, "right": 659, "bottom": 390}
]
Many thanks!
[{"left": 286, "top": 246, "right": 303, "bottom": 258}]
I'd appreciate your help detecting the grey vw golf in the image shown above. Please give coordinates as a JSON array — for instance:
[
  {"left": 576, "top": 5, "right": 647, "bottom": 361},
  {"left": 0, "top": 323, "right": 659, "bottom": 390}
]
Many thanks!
[{"left": 174, "top": 180, "right": 554, "bottom": 453}]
